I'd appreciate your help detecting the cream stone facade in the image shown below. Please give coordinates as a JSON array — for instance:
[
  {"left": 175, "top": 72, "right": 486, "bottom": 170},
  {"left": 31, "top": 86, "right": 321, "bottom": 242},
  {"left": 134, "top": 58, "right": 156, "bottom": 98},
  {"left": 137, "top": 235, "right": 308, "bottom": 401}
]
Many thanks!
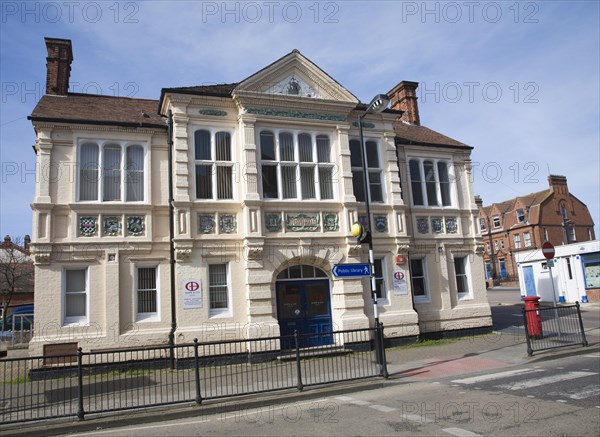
[{"left": 28, "top": 38, "right": 491, "bottom": 355}]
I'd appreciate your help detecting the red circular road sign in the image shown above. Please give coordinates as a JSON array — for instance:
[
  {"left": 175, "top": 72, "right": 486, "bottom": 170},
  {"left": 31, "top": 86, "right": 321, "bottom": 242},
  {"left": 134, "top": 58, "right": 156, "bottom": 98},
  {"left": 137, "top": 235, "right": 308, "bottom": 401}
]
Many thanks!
[{"left": 542, "top": 241, "right": 555, "bottom": 260}]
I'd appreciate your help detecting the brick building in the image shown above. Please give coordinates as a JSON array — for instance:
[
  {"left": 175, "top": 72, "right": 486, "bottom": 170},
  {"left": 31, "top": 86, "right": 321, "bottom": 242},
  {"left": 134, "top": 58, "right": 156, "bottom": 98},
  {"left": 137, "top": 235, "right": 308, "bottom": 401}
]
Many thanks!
[{"left": 476, "top": 175, "right": 596, "bottom": 283}]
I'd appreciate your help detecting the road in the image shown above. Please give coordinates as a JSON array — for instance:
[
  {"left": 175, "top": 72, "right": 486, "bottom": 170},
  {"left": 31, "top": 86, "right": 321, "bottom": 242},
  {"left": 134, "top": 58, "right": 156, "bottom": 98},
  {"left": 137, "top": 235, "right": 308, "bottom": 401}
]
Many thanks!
[{"left": 69, "top": 351, "right": 600, "bottom": 436}]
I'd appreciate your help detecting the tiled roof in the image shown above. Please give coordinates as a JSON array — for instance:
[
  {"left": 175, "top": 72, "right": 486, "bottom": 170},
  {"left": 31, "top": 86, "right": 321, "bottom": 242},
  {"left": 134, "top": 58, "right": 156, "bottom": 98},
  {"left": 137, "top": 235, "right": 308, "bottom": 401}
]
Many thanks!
[
  {"left": 161, "top": 83, "right": 238, "bottom": 97},
  {"left": 480, "top": 189, "right": 553, "bottom": 217},
  {"left": 29, "top": 93, "right": 166, "bottom": 128},
  {"left": 393, "top": 121, "right": 471, "bottom": 149}
]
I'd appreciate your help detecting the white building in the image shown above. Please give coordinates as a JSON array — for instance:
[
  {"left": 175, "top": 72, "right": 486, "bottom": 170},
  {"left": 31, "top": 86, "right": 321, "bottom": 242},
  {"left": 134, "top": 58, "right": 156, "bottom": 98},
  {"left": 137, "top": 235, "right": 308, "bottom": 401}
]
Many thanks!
[
  {"left": 517, "top": 240, "right": 600, "bottom": 303},
  {"left": 27, "top": 38, "right": 491, "bottom": 355}
]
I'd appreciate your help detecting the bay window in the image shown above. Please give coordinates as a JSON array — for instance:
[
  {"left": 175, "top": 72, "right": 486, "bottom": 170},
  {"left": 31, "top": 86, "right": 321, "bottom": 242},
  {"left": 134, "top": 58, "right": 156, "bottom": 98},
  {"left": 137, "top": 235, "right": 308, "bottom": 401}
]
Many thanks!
[
  {"left": 408, "top": 158, "right": 452, "bottom": 207},
  {"left": 78, "top": 141, "right": 145, "bottom": 202}
]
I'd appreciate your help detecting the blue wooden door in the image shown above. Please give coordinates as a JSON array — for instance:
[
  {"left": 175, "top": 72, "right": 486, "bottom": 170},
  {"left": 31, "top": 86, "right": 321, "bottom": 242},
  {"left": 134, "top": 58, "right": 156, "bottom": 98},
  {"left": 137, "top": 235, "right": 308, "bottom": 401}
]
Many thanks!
[
  {"left": 523, "top": 266, "right": 537, "bottom": 296},
  {"left": 499, "top": 259, "right": 507, "bottom": 279},
  {"left": 276, "top": 279, "right": 332, "bottom": 348}
]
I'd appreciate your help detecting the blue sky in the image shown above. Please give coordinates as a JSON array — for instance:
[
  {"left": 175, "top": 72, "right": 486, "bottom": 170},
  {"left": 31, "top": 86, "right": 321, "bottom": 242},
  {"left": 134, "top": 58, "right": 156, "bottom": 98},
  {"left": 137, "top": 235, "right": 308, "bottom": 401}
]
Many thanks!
[{"left": 1, "top": 0, "right": 599, "bottom": 239}]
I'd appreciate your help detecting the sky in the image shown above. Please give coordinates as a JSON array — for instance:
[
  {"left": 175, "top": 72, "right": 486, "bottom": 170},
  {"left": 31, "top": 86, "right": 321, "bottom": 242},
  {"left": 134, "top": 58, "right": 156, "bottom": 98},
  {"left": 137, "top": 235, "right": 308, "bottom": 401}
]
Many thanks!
[{"left": 1, "top": 0, "right": 599, "bottom": 239}]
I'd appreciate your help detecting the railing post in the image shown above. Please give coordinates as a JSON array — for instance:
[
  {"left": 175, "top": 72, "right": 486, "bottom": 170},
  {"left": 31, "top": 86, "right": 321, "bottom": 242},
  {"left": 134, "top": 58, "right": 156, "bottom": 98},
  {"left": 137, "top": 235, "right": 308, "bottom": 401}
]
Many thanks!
[
  {"left": 378, "top": 322, "right": 389, "bottom": 378},
  {"left": 522, "top": 308, "right": 533, "bottom": 356},
  {"left": 77, "top": 347, "right": 85, "bottom": 420},
  {"left": 575, "top": 302, "right": 589, "bottom": 347},
  {"left": 193, "top": 338, "right": 203, "bottom": 404},
  {"left": 294, "top": 331, "right": 303, "bottom": 392}
]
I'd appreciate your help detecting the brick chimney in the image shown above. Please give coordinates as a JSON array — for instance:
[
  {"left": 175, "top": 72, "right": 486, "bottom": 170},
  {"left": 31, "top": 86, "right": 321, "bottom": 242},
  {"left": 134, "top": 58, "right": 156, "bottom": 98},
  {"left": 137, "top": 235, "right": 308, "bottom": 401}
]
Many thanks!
[
  {"left": 388, "top": 81, "right": 420, "bottom": 125},
  {"left": 548, "top": 175, "right": 568, "bottom": 195},
  {"left": 474, "top": 195, "right": 483, "bottom": 208},
  {"left": 44, "top": 37, "right": 73, "bottom": 96}
]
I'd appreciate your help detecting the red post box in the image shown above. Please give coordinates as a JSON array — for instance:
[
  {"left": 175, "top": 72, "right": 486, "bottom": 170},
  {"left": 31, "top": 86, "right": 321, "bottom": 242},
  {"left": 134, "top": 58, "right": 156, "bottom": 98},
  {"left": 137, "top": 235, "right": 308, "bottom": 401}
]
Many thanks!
[{"left": 523, "top": 296, "right": 543, "bottom": 338}]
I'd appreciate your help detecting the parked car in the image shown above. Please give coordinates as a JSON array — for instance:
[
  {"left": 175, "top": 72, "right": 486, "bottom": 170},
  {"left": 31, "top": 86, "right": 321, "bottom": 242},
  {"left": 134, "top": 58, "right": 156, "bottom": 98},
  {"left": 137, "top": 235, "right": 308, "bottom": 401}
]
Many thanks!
[{"left": 0, "top": 305, "right": 34, "bottom": 331}]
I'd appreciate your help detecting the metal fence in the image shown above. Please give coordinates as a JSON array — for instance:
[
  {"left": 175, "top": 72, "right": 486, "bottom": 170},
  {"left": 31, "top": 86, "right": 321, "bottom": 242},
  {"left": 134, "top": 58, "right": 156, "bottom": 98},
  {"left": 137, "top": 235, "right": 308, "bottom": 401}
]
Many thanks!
[
  {"left": 522, "top": 302, "right": 588, "bottom": 356},
  {"left": 1, "top": 326, "right": 386, "bottom": 424}
]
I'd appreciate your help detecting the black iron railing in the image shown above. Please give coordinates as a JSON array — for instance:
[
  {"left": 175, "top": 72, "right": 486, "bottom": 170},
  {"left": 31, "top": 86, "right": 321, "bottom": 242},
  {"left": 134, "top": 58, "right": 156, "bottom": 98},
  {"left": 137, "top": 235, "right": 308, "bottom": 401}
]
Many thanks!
[
  {"left": 1, "top": 326, "right": 387, "bottom": 424},
  {"left": 522, "top": 302, "right": 588, "bottom": 356}
]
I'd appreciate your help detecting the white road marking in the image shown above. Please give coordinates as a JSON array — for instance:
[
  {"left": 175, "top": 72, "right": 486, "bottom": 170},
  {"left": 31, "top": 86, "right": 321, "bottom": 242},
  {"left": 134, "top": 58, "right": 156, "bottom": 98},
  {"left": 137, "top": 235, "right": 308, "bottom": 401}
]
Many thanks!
[
  {"left": 369, "top": 404, "right": 396, "bottom": 412},
  {"left": 556, "top": 400, "right": 568, "bottom": 403},
  {"left": 403, "top": 413, "right": 434, "bottom": 423},
  {"left": 584, "top": 353, "right": 600, "bottom": 358},
  {"left": 335, "top": 396, "right": 355, "bottom": 402},
  {"left": 496, "top": 371, "right": 597, "bottom": 390},
  {"left": 451, "top": 368, "right": 544, "bottom": 385},
  {"left": 349, "top": 399, "right": 371, "bottom": 406},
  {"left": 548, "top": 385, "right": 600, "bottom": 400},
  {"left": 443, "top": 427, "right": 482, "bottom": 437}
]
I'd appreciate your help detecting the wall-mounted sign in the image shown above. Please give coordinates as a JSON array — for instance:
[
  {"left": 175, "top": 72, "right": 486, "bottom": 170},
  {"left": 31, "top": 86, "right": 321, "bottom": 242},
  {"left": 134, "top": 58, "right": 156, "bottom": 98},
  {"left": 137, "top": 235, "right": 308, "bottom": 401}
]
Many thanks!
[
  {"left": 286, "top": 213, "right": 320, "bottom": 232},
  {"left": 182, "top": 278, "right": 203, "bottom": 309},
  {"left": 393, "top": 268, "right": 408, "bottom": 295}
]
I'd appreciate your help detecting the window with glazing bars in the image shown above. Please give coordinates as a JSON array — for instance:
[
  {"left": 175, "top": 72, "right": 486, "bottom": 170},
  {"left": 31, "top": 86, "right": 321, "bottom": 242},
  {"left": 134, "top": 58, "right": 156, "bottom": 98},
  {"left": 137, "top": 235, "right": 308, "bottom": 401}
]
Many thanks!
[
  {"left": 454, "top": 257, "right": 469, "bottom": 295},
  {"left": 349, "top": 139, "right": 383, "bottom": 202},
  {"left": 79, "top": 142, "right": 144, "bottom": 202},
  {"left": 137, "top": 267, "right": 157, "bottom": 315},
  {"left": 195, "top": 130, "right": 233, "bottom": 200},
  {"left": 260, "top": 131, "right": 334, "bottom": 200},
  {"left": 209, "top": 264, "right": 229, "bottom": 311}
]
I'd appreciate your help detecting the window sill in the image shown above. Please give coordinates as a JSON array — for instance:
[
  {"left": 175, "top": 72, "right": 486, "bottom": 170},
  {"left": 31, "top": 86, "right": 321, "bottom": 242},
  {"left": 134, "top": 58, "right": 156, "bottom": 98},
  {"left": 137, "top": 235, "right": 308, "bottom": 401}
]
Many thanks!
[
  {"left": 63, "top": 319, "right": 88, "bottom": 327},
  {"left": 413, "top": 297, "right": 431, "bottom": 304},
  {"left": 209, "top": 311, "right": 232, "bottom": 318},
  {"left": 458, "top": 294, "right": 473, "bottom": 301},
  {"left": 136, "top": 315, "right": 160, "bottom": 323}
]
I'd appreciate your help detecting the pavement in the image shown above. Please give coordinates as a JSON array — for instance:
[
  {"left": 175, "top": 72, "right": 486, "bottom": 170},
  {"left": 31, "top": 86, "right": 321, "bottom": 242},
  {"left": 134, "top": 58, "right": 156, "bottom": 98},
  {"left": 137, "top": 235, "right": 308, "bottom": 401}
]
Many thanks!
[{"left": 2, "top": 287, "right": 599, "bottom": 436}]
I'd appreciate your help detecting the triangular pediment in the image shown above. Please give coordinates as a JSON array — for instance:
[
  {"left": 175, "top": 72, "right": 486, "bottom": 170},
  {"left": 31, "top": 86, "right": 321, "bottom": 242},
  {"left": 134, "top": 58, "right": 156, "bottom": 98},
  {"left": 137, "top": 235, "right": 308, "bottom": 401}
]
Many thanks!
[{"left": 235, "top": 50, "right": 358, "bottom": 104}]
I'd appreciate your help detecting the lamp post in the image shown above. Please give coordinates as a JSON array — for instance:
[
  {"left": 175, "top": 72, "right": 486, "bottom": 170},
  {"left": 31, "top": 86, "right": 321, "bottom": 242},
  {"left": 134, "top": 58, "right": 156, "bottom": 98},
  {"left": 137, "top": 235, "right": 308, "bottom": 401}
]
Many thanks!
[
  {"left": 355, "top": 94, "right": 390, "bottom": 326},
  {"left": 352, "top": 94, "right": 389, "bottom": 376}
]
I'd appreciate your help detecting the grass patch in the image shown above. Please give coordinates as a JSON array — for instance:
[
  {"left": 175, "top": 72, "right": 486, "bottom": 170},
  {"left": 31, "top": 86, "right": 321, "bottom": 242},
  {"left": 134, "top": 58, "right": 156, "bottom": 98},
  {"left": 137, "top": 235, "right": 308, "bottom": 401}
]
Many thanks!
[
  {"left": 3, "top": 374, "right": 30, "bottom": 384},
  {"left": 387, "top": 337, "right": 462, "bottom": 351}
]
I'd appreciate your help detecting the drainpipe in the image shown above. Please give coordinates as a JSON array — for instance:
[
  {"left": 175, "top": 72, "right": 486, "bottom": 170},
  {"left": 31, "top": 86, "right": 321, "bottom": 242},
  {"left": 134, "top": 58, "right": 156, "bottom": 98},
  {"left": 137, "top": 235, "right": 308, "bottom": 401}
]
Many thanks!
[{"left": 167, "top": 110, "right": 177, "bottom": 368}]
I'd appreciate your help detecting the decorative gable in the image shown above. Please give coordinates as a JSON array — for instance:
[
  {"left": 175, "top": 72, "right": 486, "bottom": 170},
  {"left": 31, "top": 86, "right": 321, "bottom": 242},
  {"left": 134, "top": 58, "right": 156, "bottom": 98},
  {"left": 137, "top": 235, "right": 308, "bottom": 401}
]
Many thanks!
[{"left": 234, "top": 50, "right": 358, "bottom": 104}]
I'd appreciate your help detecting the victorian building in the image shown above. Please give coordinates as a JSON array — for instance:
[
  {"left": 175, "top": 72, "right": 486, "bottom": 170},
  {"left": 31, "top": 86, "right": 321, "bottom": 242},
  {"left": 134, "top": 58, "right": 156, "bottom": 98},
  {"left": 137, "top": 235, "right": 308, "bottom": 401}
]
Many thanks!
[
  {"left": 27, "top": 38, "right": 491, "bottom": 354},
  {"left": 476, "top": 175, "right": 596, "bottom": 283}
]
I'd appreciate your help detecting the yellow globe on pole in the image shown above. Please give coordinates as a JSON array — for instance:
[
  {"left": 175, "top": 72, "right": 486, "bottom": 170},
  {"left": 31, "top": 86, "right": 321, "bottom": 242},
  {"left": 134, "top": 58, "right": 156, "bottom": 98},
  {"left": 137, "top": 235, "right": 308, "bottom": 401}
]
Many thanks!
[{"left": 351, "top": 222, "right": 363, "bottom": 238}]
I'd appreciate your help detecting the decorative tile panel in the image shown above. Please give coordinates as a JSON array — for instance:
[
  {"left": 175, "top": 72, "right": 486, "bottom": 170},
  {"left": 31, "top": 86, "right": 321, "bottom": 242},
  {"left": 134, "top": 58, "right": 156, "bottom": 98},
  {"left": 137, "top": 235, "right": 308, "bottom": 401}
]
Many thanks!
[
  {"left": 445, "top": 217, "right": 458, "bottom": 234},
  {"left": 244, "top": 108, "right": 346, "bottom": 122},
  {"left": 126, "top": 216, "right": 145, "bottom": 236},
  {"left": 198, "top": 214, "right": 216, "bottom": 234},
  {"left": 374, "top": 216, "right": 388, "bottom": 233},
  {"left": 103, "top": 216, "right": 121, "bottom": 236},
  {"left": 431, "top": 217, "right": 444, "bottom": 234},
  {"left": 79, "top": 216, "right": 98, "bottom": 237},
  {"left": 323, "top": 213, "right": 339, "bottom": 231},
  {"left": 198, "top": 109, "right": 227, "bottom": 116},
  {"left": 285, "top": 213, "right": 320, "bottom": 232},
  {"left": 416, "top": 217, "right": 429, "bottom": 234},
  {"left": 265, "top": 213, "right": 282, "bottom": 232},
  {"left": 219, "top": 214, "right": 237, "bottom": 233}
]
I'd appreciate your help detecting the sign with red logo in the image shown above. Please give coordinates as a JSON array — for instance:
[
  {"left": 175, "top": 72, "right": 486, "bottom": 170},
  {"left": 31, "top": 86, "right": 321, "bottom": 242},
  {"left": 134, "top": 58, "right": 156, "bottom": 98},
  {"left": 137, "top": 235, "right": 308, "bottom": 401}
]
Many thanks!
[
  {"left": 393, "top": 268, "right": 408, "bottom": 295},
  {"left": 182, "top": 279, "right": 203, "bottom": 309},
  {"left": 542, "top": 241, "right": 555, "bottom": 260}
]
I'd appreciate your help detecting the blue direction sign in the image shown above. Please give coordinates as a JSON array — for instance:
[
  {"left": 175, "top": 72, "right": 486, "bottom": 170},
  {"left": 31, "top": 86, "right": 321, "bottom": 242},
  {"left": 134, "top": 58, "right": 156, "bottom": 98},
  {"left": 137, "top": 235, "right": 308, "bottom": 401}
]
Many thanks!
[{"left": 332, "top": 263, "right": 372, "bottom": 279}]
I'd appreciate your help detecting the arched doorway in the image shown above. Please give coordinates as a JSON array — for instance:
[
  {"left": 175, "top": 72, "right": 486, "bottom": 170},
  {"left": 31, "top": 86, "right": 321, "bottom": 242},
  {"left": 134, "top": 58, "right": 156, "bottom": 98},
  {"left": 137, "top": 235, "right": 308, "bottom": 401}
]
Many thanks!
[{"left": 276, "top": 265, "right": 333, "bottom": 348}]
